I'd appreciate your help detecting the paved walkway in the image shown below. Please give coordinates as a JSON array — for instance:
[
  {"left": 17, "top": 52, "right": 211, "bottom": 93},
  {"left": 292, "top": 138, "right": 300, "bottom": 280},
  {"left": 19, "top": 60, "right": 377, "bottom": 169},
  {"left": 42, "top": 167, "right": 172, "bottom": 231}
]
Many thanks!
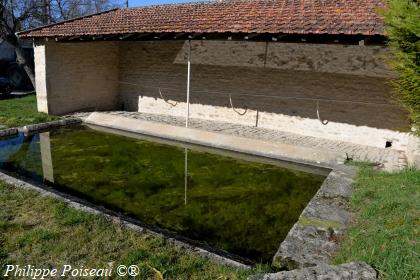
[{"left": 80, "top": 111, "right": 407, "bottom": 170}]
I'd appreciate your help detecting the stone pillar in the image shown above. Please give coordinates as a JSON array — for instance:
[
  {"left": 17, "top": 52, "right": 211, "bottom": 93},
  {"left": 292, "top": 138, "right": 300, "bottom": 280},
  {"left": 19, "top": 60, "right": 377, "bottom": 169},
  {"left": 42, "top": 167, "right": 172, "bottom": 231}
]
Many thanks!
[{"left": 34, "top": 43, "right": 49, "bottom": 113}]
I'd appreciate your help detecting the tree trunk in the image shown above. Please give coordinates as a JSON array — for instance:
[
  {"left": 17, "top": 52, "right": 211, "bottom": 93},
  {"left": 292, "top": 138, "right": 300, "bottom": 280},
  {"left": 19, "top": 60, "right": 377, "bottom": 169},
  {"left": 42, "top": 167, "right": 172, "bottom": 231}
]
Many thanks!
[
  {"left": 14, "top": 44, "right": 36, "bottom": 88},
  {"left": 5, "top": 30, "right": 36, "bottom": 88}
]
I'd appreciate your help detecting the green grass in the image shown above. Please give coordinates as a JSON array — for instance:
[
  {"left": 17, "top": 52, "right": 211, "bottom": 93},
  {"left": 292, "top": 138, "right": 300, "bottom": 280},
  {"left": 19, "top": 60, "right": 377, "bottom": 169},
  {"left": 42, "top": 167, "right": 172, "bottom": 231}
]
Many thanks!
[
  {"left": 0, "top": 95, "right": 58, "bottom": 128},
  {"left": 334, "top": 164, "right": 420, "bottom": 280},
  {"left": 0, "top": 182, "right": 270, "bottom": 280}
]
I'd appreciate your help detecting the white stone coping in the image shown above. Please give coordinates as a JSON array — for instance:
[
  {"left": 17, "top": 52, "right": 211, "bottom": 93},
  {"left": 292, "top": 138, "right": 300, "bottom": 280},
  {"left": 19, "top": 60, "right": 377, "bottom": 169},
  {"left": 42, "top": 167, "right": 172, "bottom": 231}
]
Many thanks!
[{"left": 84, "top": 112, "right": 345, "bottom": 168}]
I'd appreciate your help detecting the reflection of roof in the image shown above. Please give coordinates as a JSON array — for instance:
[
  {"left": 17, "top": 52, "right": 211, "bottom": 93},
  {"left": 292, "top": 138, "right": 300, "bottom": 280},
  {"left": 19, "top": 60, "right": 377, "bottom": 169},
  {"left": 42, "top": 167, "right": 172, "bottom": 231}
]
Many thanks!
[{"left": 18, "top": 0, "right": 386, "bottom": 38}]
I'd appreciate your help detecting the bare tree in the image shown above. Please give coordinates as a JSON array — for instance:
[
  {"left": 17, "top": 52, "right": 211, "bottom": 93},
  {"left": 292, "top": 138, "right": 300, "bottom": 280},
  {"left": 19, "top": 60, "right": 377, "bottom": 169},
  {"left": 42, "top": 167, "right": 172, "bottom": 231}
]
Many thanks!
[
  {"left": 0, "top": 0, "right": 122, "bottom": 88},
  {"left": 53, "top": 0, "right": 121, "bottom": 21},
  {"left": 0, "top": 1, "right": 42, "bottom": 87}
]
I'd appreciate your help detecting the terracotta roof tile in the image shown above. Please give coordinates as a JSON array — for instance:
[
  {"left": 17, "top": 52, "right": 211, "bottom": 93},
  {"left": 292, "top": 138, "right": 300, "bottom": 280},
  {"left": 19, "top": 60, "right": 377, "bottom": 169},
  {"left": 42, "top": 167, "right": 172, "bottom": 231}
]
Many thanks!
[{"left": 18, "top": 0, "right": 386, "bottom": 38}]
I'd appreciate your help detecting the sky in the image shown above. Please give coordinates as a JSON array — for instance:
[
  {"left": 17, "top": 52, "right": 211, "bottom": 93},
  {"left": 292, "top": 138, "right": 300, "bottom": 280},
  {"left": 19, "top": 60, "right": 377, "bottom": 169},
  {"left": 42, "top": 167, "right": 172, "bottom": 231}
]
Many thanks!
[{"left": 128, "top": 0, "right": 203, "bottom": 7}]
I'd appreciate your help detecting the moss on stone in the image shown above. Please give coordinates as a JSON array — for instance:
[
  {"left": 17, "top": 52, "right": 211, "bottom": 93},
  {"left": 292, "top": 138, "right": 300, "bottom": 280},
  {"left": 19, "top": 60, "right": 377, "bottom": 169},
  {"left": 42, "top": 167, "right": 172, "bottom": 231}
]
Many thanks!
[{"left": 298, "top": 216, "right": 345, "bottom": 229}]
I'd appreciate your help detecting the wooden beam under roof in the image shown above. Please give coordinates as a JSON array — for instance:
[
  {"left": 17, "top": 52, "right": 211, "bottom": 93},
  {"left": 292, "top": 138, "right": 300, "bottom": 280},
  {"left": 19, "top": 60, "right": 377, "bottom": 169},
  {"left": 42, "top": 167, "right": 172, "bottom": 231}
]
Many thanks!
[
  {"left": 39, "top": 32, "right": 386, "bottom": 46},
  {"left": 119, "top": 33, "right": 135, "bottom": 40},
  {"left": 173, "top": 32, "right": 186, "bottom": 39}
]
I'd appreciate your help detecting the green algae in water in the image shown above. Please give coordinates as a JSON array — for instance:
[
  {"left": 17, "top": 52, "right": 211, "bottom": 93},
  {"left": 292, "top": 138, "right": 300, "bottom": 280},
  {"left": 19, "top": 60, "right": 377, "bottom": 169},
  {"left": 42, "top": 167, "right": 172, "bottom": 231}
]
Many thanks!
[{"left": 0, "top": 126, "right": 326, "bottom": 263}]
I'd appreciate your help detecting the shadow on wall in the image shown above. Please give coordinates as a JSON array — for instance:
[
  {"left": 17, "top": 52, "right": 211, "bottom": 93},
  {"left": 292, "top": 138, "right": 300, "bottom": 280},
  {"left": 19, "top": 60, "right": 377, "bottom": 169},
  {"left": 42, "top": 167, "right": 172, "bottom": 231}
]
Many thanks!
[{"left": 118, "top": 41, "right": 410, "bottom": 131}]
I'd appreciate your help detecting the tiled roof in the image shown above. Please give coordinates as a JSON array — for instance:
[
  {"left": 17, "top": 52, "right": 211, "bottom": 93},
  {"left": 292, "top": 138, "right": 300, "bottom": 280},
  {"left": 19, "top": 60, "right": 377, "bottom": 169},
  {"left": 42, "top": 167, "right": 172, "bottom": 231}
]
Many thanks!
[{"left": 18, "top": 0, "right": 386, "bottom": 38}]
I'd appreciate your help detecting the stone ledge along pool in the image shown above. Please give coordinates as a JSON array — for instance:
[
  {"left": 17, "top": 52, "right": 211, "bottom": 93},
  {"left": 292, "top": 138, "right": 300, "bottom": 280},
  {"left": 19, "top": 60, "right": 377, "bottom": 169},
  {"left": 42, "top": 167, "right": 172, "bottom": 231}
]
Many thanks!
[{"left": 0, "top": 125, "right": 328, "bottom": 265}]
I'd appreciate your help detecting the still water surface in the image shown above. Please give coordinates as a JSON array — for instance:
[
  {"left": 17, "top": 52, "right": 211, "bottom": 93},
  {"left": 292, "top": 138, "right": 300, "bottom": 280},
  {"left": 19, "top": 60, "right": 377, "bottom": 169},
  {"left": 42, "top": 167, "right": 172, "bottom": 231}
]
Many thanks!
[{"left": 0, "top": 126, "right": 326, "bottom": 263}]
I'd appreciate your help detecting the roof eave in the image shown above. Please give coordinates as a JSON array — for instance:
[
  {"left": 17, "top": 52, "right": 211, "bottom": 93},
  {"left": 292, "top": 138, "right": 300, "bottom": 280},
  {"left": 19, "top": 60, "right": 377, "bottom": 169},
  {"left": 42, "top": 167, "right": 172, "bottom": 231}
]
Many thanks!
[{"left": 24, "top": 31, "right": 387, "bottom": 46}]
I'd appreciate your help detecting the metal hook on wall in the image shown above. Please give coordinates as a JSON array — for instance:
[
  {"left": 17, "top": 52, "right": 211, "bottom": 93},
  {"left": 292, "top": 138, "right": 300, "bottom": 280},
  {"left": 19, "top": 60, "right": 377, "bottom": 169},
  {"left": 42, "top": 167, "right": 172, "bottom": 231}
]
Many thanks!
[
  {"left": 229, "top": 94, "right": 248, "bottom": 116},
  {"left": 316, "top": 100, "right": 328, "bottom": 125},
  {"left": 158, "top": 88, "right": 178, "bottom": 107}
]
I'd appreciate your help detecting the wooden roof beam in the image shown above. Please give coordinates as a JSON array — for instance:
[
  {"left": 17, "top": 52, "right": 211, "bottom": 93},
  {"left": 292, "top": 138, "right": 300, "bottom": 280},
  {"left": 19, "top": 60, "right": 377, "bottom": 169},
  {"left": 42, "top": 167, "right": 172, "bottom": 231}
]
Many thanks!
[
  {"left": 68, "top": 36, "right": 80, "bottom": 41},
  {"left": 190, "top": 32, "right": 203, "bottom": 39},
  {"left": 119, "top": 33, "right": 135, "bottom": 40},
  {"left": 173, "top": 32, "right": 185, "bottom": 39},
  {"left": 136, "top": 33, "right": 153, "bottom": 40}
]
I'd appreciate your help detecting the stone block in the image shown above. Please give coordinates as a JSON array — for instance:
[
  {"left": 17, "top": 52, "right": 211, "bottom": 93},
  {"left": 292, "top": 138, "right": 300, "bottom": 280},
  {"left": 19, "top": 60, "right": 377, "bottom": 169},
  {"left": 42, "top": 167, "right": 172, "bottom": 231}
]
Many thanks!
[
  {"left": 249, "top": 262, "right": 377, "bottom": 280},
  {"left": 0, "top": 128, "right": 18, "bottom": 138}
]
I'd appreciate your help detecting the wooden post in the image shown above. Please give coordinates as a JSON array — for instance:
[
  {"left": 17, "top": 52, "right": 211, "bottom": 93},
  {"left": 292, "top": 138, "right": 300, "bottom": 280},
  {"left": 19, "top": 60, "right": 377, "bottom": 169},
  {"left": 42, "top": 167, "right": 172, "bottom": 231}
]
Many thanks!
[{"left": 185, "top": 40, "right": 191, "bottom": 128}]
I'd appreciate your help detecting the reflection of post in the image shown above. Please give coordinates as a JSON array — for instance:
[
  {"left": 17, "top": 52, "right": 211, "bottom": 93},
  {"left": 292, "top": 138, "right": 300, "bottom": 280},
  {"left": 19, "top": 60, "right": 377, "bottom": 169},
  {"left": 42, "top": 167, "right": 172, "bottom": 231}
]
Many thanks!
[
  {"left": 40, "top": 132, "right": 54, "bottom": 183},
  {"left": 184, "top": 147, "right": 188, "bottom": 206}
]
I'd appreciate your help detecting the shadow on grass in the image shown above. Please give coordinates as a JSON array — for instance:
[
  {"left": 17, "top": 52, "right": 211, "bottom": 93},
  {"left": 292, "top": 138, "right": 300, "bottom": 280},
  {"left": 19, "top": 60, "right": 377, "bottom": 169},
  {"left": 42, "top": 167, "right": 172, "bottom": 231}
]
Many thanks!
[{"left": 0, "top": 91, "right": 35, "bottom": 101}]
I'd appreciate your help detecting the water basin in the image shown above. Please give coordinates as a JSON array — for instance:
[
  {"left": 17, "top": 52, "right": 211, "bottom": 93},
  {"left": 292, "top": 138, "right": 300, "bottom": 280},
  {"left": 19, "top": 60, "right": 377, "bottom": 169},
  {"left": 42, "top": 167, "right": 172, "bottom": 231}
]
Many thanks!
[{"left": 0, "top": 125, "right": 328, "bottom": 264}]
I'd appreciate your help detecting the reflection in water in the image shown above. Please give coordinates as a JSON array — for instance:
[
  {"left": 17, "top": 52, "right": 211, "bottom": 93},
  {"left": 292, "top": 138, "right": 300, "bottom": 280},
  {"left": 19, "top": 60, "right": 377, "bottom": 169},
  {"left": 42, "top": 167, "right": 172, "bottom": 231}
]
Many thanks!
[
  {"left": 0, "top": 126, "right": 326, "bottom": 263},
  {"left": 0, "top": 134, "right": 25, "bottom": 167},
  {"left": 184, "top": 147, "right": 188, "bottom": 206},
  {"left": 0, "top": 133, "right": 42, "bottom": 181},
  {"left": 40, "top": 132, "right": 54, "bottom": 183}
]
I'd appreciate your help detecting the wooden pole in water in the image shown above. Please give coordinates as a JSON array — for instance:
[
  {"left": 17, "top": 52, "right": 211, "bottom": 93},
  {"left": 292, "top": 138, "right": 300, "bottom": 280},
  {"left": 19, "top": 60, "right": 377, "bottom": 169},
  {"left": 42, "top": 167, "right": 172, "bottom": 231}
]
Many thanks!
[{"left": 185, "top": 40, "right": 191, "bottom": 128}]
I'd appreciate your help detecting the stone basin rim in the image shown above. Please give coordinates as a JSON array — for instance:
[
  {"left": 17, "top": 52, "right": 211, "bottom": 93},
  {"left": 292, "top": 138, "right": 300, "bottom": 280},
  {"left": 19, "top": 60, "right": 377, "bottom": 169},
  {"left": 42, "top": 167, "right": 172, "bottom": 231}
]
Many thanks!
[{"left": 0, "top": 117, "right": 357, "bottom": 273}]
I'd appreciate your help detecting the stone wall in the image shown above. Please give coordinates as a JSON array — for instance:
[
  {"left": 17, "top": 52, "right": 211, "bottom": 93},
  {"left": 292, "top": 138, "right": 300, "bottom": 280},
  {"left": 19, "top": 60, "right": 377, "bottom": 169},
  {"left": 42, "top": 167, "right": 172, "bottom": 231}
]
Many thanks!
[
  {"left": 175, "top": 41, "right": 394, "bottom": 78},
  {"left": 118, "top": 41, "right": 410, "bottom": 150},
  {"left": 34, "top": 39, "right": 411, "bottom": 150},
  {"left": 34, "top": 41, "right": 119, "bottom": 115}
]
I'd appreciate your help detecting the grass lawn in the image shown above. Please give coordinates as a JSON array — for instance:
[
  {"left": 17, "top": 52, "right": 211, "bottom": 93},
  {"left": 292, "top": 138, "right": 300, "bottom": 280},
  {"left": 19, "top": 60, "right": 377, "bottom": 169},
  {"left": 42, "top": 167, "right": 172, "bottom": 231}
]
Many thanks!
[
  {"left": 0, "top": 95, "right": 58, "bottom": 128},
  {"left": 334, "top": 164, "right": 420, "bottom": 280},
  {"left": 0, "top": 182, "right": 270, "bottom": 280}
]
